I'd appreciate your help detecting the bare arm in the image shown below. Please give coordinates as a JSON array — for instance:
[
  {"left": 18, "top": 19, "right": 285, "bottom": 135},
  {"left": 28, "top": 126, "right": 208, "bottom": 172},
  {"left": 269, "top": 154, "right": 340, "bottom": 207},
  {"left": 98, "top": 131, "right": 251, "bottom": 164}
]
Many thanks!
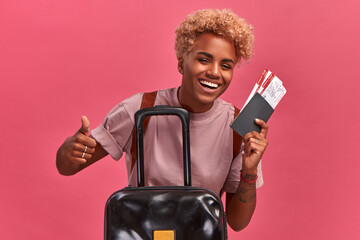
[
  {"left": 226, "top": 118, "right": 268, "bottom": 231},
  {"left": 226, "top": 171, "right": 257, "bottom": 231},
  {"left": 56, "top": 116, "right": 108, "bottom": 175}
]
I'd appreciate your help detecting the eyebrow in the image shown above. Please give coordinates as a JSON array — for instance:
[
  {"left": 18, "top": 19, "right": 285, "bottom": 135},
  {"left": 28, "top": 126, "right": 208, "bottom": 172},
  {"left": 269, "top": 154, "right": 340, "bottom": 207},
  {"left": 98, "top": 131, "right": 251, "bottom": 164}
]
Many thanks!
[{"left": 197, "top": 52, "right": 235, "bottom": 64}]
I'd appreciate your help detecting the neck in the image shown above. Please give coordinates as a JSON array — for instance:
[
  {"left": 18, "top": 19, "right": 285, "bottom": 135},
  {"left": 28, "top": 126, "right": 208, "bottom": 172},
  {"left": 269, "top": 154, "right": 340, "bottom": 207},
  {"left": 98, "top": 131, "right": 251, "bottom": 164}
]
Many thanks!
[{"left": 177, "top": 87, "right": 213, "bottom": 113}]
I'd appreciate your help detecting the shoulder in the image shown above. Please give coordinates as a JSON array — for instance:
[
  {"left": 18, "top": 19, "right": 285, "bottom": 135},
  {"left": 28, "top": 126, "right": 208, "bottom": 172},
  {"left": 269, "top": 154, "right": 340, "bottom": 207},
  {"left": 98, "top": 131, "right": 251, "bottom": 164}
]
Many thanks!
[
  {"left": 154, "top": 87, "right": 179, "bottom": 106},
  {"left": 105, "top": 92, "right": 144, "bottom": 122},
  {"left": 106, "top": 87, "right": 177, "bottom": 122},
  {"left": 216, "top": 98, "right": 238, "bottom": 119}
]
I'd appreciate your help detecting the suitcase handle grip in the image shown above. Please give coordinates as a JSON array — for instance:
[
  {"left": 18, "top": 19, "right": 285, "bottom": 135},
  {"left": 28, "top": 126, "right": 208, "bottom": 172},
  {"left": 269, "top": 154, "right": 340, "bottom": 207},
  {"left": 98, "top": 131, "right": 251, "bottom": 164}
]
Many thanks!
[{"left": 135, "top": 106, "right": 191, "bottom": 187}]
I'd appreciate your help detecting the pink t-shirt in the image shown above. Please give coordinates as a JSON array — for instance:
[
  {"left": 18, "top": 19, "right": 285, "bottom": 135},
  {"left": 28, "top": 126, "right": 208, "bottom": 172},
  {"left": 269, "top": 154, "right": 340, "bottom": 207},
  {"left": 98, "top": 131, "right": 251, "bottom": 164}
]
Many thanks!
[{"left": 91, "top": 87, "right": 263, "bottom": 195}]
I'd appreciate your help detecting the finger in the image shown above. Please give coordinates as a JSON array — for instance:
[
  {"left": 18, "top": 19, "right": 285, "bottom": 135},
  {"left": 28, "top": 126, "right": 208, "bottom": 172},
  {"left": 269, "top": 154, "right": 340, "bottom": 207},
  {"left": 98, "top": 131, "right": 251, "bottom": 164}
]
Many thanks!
[
  {"left": 255, "top": 118, "right": 269, "bottom": 138},
  {"left": 250, "top": 137, "right": 267, "bottom": 146},
  {"left": 243, "top": 141, "right": 266, "bottom": 158},
  {"left": 79, "top": 115, "right": 91, "bottom": 136},
  {"left": 71, "top": 150, "right": 93, "bottom": 160},
  {"left": 242, "top": 135, "right": 267, "bottom": 154},
  {"left": 70, "top": 156, "right": 87, "bottom": 165},
  {"left": 73, "top": 142, "right": 96, "bottom": 154},
  {"left": 243, "top": 131, "right": 261, "bottom": 144},
  {"left": 75, "top": 134, "right": 97, "bottom": 148}
]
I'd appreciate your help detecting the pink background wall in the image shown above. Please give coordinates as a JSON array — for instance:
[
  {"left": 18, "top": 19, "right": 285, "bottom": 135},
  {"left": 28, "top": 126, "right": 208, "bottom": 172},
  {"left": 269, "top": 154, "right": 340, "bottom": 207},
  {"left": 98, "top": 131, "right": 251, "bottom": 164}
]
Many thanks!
[{"left": 1, "top": 0, "right": 360, "bottom": 239}]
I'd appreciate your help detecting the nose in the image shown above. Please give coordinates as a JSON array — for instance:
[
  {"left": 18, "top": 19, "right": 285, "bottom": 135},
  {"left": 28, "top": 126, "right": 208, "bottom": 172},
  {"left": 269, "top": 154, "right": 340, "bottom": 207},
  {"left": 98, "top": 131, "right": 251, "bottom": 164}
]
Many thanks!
[{"left": 206, "top": 64, "right": 221, "bottom": 79}]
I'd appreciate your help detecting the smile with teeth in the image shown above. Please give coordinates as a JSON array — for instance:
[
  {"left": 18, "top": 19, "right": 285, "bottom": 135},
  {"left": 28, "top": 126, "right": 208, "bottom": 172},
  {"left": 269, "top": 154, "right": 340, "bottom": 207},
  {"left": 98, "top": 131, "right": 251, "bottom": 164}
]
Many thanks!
[{"left": 199, "top": 80, "right": 219, "bottom": 89}]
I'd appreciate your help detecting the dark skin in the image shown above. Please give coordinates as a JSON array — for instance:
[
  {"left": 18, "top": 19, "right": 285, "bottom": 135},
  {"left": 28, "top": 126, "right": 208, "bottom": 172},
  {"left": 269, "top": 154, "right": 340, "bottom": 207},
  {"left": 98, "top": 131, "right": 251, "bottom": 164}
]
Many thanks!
[
  {"left": 226, "top": 119, "right": 268, "bottom": 231},
  {"left": 56, "top": 116, "right": 107, "bottom": 176},
  {"left": 56, "top": 33, "right": 269, "bottom": 232}
]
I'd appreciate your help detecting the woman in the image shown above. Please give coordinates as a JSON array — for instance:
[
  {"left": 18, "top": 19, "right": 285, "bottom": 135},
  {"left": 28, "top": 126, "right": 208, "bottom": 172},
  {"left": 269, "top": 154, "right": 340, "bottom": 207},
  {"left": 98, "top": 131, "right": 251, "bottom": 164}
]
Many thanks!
[{"left": 56, "top": 9, "right": 269, "bottom": 231}]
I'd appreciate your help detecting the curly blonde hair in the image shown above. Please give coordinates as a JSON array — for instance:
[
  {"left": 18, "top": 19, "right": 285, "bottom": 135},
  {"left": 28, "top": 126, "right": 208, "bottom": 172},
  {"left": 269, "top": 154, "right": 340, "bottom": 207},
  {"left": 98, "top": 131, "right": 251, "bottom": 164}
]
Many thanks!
[{"left": 175, "top": 9, "right": 254, "bottom": 64}]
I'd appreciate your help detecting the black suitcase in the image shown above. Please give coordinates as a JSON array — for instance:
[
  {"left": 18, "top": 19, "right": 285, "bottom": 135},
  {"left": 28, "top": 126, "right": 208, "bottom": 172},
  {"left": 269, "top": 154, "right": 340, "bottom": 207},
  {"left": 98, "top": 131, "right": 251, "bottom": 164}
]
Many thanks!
[{"left": 104, "top": 106, "right": 227, "bottom": 240}]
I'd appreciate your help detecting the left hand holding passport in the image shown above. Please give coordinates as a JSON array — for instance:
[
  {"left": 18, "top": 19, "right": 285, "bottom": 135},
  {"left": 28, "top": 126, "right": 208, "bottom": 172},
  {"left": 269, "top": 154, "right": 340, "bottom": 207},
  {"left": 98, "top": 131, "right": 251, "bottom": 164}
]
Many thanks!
[{"left": 231, "top": 69, "right": 286, "bottom": 175}]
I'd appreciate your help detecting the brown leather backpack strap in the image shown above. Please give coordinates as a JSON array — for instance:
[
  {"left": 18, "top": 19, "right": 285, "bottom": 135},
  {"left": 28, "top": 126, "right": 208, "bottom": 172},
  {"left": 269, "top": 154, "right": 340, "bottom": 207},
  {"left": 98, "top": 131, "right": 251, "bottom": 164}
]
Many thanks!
[
  {"left": 130, "top": 91, "right": 157, "bottom": 171},
  {"left": 233, "top": 106, "right": 242, "bottom": 159}
]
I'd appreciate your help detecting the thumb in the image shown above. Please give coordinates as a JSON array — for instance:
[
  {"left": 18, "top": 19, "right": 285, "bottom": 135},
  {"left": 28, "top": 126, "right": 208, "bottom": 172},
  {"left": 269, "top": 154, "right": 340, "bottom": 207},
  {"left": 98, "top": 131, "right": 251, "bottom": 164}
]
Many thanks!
[{"left": 80, "top": 115, "right": 91, "bottom": 136}]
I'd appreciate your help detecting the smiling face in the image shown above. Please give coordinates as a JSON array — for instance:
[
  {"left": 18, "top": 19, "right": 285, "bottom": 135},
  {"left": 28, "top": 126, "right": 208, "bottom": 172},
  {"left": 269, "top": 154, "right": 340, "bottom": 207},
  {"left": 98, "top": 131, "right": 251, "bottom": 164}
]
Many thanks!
[{"left": 178, "top": 33, "right": 237, "bottom": 113}]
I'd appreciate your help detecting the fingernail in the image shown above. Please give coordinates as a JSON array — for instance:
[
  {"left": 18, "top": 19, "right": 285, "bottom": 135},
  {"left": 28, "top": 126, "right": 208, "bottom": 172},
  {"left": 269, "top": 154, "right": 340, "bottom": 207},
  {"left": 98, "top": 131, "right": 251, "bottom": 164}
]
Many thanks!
[{"left": 241, "top": 150, "right": 245, "bottom": 155}]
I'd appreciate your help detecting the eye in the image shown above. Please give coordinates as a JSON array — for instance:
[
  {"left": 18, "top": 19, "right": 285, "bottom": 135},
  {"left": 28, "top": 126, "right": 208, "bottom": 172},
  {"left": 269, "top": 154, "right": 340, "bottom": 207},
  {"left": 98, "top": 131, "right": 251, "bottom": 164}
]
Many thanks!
[
  {"left": 198, "top": 58, "right": 210, "bottom": 64},
  {"left": 221, "top": 64, "right": 232, "bottom": 70}
]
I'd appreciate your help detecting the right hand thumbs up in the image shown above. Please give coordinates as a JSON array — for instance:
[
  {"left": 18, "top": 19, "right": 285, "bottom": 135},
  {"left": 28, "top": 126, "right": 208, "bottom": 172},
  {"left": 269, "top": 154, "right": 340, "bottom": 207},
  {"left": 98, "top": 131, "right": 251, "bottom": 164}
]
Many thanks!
[
  {"left": 57, "top": 115, "right": 104, "bottom": 174},
  {"left": 66, "top": 115, "right": 96, "bottom": 164},
  {"left": 80, "top": 115, "right": 91, "bottom": 136}
]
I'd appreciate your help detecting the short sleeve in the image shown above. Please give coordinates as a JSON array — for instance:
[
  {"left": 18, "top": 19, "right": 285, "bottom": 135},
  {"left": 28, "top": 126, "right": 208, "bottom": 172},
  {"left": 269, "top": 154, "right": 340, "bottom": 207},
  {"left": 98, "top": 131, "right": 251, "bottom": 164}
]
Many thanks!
[
  {"left": 91, "top": 93, "right": 143, "bottom": 160},
  {"left": 222, "top": 149, "right": 264, "bottom": 193}
]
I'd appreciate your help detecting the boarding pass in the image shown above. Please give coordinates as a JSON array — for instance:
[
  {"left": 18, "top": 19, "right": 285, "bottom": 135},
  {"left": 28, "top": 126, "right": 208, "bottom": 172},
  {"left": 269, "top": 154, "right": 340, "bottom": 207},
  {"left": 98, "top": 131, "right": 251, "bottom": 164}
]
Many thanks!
[{"left": 243, "top": 69, "right": 286, "bottom": 110}]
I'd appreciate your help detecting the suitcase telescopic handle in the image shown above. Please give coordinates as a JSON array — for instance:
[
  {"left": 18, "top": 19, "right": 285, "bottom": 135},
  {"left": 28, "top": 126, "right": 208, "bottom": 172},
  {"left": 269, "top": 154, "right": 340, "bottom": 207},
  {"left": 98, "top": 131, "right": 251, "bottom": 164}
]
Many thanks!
[{"left": 135, "top": 105, "right": 191, "bottom": 187}]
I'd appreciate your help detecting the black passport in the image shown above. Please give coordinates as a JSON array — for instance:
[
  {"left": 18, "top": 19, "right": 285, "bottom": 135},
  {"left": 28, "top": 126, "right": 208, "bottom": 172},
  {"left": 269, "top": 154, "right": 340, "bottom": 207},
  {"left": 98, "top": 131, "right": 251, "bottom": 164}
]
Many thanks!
[{"left": 230, "top": 93, "right": 274, "bottom": 137}]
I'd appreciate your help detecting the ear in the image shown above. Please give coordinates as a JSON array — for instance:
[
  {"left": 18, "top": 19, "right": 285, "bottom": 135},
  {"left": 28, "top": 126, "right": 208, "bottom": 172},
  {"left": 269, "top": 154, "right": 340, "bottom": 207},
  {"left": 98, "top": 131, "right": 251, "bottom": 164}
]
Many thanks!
[{"left": 177, "top": 57, "right": 184, "bottom": 74}]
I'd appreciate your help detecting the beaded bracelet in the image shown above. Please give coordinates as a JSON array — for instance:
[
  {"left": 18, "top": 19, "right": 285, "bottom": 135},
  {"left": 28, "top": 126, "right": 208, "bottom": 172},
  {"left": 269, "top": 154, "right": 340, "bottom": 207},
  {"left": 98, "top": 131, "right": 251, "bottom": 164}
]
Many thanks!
[{"left": 240, "top": 171, "right": 258, "bottom": 184}]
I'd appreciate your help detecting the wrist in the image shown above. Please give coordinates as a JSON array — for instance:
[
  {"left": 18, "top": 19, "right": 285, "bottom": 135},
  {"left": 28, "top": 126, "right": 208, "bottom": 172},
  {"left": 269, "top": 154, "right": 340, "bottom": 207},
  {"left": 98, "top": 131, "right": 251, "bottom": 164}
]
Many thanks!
[
  {"left": 240, "top": 170, "right": 258, "bottom": 184},
  {"left": 241, "top": 167, "right": 258, "bottom": 176}
]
